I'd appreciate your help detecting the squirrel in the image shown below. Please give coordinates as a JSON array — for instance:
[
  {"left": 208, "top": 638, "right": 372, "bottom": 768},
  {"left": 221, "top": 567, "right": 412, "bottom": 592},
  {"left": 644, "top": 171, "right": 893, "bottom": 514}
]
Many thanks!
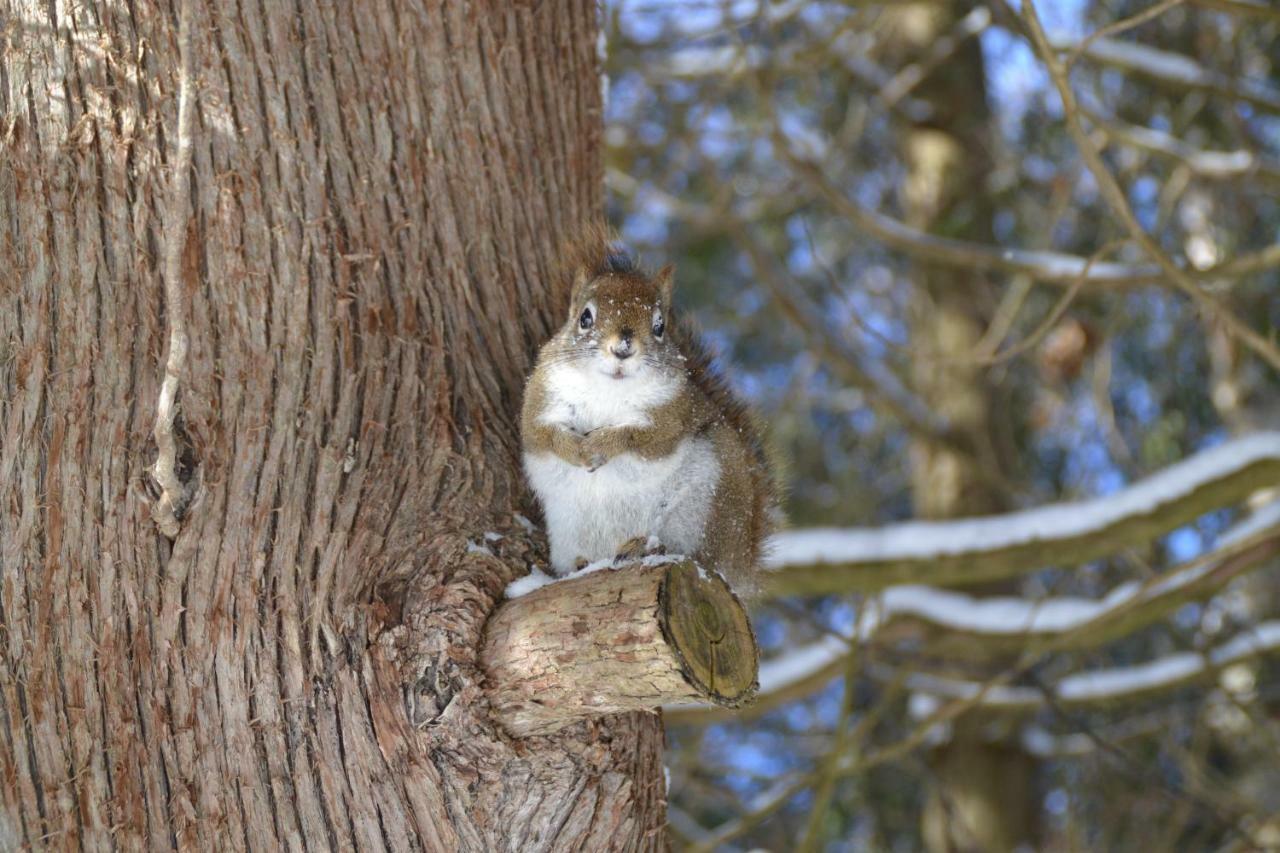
[{"left": 521, "top": 227, "right": 775, "bottom": 594}]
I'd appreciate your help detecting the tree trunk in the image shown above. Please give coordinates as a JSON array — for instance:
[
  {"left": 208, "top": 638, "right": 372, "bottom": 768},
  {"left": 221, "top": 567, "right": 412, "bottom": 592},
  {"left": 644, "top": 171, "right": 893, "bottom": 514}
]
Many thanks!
[
  {"left": 884, "top": 2, "right": 1039, "bottom": 850},
  {"left": 0, "top": 2, "right": 670, "bottom": 850}
]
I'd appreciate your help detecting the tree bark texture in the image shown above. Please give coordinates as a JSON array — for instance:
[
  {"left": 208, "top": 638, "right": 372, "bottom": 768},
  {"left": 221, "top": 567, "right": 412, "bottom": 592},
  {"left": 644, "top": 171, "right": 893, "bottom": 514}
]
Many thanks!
[
  {"left": 884, "top": 2, "right": 1038, "bottom": 850},
  {"left": 0, "top": 2, "right": 670, "bottom": 850},
  {"left": 482, "top": 560, "right": 758, "bottom": 738}
]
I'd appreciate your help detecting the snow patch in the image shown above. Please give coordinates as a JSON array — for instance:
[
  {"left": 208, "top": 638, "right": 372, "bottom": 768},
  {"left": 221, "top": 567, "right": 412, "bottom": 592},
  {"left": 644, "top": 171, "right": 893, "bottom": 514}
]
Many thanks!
[
  {"left": 503, "top": 553, "right": 696, "bottom": 599},
  {"left": 504, "top": 568, "right": 556, "bottom": 599}
]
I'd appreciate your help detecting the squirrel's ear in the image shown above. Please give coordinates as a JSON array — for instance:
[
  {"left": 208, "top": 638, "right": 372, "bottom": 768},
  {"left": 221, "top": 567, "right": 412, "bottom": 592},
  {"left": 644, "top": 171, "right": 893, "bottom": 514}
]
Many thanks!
[
  {"left": 656, "top": 264, "right": 675, "bottom": 306},
  {"left": 570, "top": 266, "right": 592, "bottom": 304}
]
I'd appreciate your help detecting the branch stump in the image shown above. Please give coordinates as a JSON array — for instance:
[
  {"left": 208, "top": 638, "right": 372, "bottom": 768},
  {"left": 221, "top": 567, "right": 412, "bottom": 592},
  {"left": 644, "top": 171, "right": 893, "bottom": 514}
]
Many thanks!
[{"left": 481, "top": 558, "right": 758, "bottom": 737}]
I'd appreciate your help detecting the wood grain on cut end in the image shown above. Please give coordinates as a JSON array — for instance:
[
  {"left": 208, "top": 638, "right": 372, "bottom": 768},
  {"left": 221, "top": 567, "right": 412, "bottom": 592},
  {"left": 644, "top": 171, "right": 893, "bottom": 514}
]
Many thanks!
[
  {"left": 660, "top": 560, "right": 758, "bottom": 706},
  {"left": 481, "top": 559, "right": 758, "bottom": 738}
]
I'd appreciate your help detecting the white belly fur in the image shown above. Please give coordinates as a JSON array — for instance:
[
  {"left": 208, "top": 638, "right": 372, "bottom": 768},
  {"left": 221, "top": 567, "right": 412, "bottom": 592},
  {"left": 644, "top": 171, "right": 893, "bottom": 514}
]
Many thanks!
[{"left": 525, "top": 438, "right": 721, "bottom": 575}]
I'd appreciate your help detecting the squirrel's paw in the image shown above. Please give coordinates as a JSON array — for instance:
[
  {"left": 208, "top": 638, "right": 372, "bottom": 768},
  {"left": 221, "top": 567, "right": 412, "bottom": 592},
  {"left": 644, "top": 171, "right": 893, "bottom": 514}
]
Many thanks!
[
  {"left": 579, "top": 432, "right": 612, "bottom": 471},
  {"left": 615, "top": 536, "right": 666, "bottom": 563}
]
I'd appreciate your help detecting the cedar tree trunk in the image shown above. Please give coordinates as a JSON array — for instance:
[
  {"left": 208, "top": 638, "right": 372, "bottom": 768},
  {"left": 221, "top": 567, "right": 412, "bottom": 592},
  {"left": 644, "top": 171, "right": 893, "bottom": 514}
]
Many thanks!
[{"left": 0, "top": 2, "right": 669, "bottom": 850}]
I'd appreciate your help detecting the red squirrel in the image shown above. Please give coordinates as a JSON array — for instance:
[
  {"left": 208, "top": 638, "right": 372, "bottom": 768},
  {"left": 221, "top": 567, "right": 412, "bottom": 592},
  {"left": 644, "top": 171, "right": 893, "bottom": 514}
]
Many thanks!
[{"left": 521, "top": 227, "right": 775, "bottom": 594}]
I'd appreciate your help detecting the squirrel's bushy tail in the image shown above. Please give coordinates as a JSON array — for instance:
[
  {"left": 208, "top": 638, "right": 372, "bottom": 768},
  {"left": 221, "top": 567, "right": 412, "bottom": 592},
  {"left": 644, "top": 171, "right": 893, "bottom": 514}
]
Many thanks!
[{"left": 672, "top": 319, "right": 780, "bottom": 582}]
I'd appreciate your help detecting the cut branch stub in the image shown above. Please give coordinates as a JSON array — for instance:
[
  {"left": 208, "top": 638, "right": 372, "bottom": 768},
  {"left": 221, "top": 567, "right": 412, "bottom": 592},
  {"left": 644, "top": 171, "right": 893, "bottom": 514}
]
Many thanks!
[{"left": 480, "top": 558, "right": 758, "bottom": 738}]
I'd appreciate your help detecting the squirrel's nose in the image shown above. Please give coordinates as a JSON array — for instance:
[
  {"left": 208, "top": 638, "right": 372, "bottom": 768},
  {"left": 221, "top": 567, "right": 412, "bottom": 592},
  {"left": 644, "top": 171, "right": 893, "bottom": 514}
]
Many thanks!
[{"left": 610, "top": 332, "right": 635, "bottom": 360}]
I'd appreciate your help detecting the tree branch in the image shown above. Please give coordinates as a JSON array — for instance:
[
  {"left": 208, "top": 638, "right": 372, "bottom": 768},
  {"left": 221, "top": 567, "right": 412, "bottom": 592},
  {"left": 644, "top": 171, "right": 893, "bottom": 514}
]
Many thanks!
[
  {"left": 1052, "top": 33, "right": 1280, "bottom": 113},
  {"left": 901, "top": 620, "right": 1280, "bottom": 713},
  {"left": 865, "top": 513, "right": 1280, "bottom": 659},
  {"left": 724, "top": 222, "right": 956, "bottom": 445},
  {"left": 481, "top": 558, "right": 758, "bottom": 737},
  {"left": 668, "top": 503, "right": 1280, "bottom": 724},
  {"left": 1083, "top": 105, "right": 1280, "bottom": 186},
  {"left": 1188, "top": 0, "right": 1280, "bottom": 22},
  {"left": 1023, "top": 2, "right": 1280, "bottom": 373},
  {"left": 765, "top": 432, "right": 1280, "bottom": 595},
  {"left": 787, "top": 153, "right": 1280, "bottom": 290}
]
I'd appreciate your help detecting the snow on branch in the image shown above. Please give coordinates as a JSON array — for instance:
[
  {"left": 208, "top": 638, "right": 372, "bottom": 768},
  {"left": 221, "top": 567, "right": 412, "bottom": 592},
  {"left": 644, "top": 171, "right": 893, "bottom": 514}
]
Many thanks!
[
  {"left": 867, "top": 513, "right": 1280, "bottom": 655},
  {"left": 903, "top": 620, "right": 1280, "bottom": 714},
  {"left": 764, "top": 432, "right": 1280, "bottom": 596},
  {"left": 1086, "top": 106, "right": 1280, "bottom": 184},
  {"left": 1054, "top": 35, "right": 1280, "bottom": 113}
]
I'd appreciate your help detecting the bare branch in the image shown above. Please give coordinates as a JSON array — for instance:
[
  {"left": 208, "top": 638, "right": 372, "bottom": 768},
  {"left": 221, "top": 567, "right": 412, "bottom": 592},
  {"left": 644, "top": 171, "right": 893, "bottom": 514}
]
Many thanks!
[
  {"left": 1188, "top": 0, "right": 1280, "bottom": 22},
  {"left": 879, "top": 7, "right": 992, "bottom": 109},
  {"left": 787, "top": 153, "right": 1280, "bottom": 290},
  {"left": 787, "top": 154, "right": 1161, "bottom": 285},
  {"left": 1024, "top": 2, "right": 1280, "bottom": 371},
  {"left": 725, "top": 223, "right": 956, "bottom": 444},
  {"left": 685, "top": 773, "right": 812, "bottom": 853},
  {"left": 1065, "top": 0, "right": 1186, "bottom": 72}
]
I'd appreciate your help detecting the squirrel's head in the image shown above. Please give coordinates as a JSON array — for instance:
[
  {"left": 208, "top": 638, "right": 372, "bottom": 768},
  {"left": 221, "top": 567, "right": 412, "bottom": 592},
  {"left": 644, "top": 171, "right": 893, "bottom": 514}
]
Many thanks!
[{"left": 549, "top": 233, "right": 680, "bottom": 382}]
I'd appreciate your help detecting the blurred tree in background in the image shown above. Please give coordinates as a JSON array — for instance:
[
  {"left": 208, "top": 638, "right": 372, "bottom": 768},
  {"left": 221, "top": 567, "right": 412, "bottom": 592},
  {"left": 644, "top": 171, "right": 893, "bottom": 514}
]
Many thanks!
[{"left": 602, "top": 0, "right": 1280, "bottom": 849}]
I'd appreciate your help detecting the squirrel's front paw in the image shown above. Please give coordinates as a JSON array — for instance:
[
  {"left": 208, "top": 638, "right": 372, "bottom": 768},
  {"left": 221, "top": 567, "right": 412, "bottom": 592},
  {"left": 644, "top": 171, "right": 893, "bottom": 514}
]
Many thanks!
[{"left": 579, "top": 432, "right": 611, "bottom": 471}]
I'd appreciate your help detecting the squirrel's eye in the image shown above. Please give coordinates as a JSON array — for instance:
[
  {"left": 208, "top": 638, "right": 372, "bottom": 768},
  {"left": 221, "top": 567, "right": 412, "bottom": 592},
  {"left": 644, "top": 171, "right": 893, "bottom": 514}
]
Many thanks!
[
  {"left": 652, "top": 313, "right": 665, "bottom": 339},
  {"left": 578, "top": 307, "right": 594, "bottom": 330}
]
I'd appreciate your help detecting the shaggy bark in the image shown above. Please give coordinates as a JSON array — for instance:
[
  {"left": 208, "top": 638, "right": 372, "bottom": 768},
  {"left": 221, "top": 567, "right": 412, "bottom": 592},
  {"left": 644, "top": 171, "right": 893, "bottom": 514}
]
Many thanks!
[{"left": 0, "top": 2, "right": 669, "bottom": 850}]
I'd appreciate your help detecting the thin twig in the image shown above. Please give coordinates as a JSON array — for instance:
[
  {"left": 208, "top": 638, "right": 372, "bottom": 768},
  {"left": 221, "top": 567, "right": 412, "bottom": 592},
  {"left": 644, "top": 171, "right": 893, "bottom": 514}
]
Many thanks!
[
  {"left": 975, "top": 240, "right": 1125, "bottom": 368},
  {"left": 1028, "top": 671, "right": 1263, "bottom": 846}
]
